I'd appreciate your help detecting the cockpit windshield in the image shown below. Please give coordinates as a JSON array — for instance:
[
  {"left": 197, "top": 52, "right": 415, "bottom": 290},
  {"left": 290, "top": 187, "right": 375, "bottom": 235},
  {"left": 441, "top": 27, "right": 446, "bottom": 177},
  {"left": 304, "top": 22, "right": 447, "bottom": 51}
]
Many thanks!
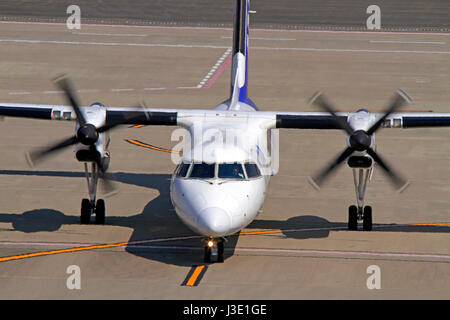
[
  {"left": 175, "top": 161, "right": 262, "bottom": 180},
  {"left": 175, "top": 162, "right": 191, "bottom": 177},
  {"left": 189, "top": 163, "right": 215, "bottom": 179},
  {"left": 244, "top": 162, "right": 261, "bottom": 178},
  {"left": 218, "top": 163, "right": 245, "bottom": 179}
]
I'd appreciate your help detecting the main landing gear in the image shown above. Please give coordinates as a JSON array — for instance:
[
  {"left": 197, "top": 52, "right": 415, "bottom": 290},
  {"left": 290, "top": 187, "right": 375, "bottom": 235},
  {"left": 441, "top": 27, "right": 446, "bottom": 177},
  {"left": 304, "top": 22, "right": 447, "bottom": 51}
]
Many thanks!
[
  {"left": 80, "top": 162, "right": 106, "bottom": 225},
  {"left": 204, "top": 238, "right": 225, "bottom": 263},
  {"left": 348, "top": 168, "right": 373, "bottom": 231}
]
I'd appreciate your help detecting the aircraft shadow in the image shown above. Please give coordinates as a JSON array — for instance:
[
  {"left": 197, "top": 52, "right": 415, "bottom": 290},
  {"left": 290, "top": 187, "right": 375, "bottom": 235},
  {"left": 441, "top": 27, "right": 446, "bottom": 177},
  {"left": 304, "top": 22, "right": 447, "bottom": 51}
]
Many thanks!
[
  {"left": 0, "top": 170, "right": 449, "bottom": 265},
  {"left": 247, "top": 214, "right": 450, "bottom": 239},
  {"left": 0, "top": 170, "right": 239, "bottom": 266}
]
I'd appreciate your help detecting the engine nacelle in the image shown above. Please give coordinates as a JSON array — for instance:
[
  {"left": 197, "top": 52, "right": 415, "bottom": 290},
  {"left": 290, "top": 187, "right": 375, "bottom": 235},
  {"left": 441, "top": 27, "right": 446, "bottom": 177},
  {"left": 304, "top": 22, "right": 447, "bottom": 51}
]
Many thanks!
[
  {"left": 347, "top": 156, "right": 372, "bottom": 168},
  {"left": 75, "top": 148, "right": 110, "bottom": 171},
  {"left": 76, "top": 148, "right": 100, "bottom": 162},
  {"left": 74, "top": 103, "right": 110, "bottom": 170}
]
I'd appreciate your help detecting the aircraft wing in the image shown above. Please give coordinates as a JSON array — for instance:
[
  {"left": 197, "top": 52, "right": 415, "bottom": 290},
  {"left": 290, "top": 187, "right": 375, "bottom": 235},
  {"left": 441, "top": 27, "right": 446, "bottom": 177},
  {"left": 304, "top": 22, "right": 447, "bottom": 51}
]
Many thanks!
[
  {"left": 0, "top": 104, "right": 352, "bottom": 129},
  {"left": 272, "top": 111, "right": 450, "bottom": 129},
  {"left": 2, "top": 103, "right": 450, "bottom": 130},
  {"left": 387, "top": 112, "right": 450, "bottom": 128},
  {"left": 0, "top": 103, "right": 179, "bottom": 126},
  {"left": 273, "top": 112, "right": 350, "bottom": 129},
  {"left": 0, "top": 103, "right": 60, "bottom": 120}
]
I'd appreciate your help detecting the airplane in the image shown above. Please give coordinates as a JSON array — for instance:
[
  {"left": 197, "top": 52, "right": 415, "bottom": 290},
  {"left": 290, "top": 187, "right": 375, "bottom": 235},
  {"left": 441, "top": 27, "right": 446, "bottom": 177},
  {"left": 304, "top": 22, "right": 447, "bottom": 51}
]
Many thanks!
[{"left": 1, "top": 0, "right": 450, "bottom": 263}]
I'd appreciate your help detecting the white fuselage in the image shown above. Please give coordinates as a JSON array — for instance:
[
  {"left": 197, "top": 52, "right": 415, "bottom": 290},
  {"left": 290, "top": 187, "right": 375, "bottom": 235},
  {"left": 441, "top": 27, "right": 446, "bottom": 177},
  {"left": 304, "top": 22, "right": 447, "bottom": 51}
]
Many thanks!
[
  {"left": 171, "top": 173, "right": 268, "bottom": 237},
  {"left": 169, "top": 101, "right": 275, "bottom": 237}
]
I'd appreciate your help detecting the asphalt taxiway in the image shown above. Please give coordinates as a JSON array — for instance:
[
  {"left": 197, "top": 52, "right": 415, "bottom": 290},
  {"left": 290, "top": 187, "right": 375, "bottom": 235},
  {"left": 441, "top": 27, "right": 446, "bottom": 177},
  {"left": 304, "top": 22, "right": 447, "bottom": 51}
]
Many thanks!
[
  {"left": 0, "top": 21, "right": 449, "bottom": 299},
  {"left": 1, "top": 0, "right": 449, "bottom": 31}
]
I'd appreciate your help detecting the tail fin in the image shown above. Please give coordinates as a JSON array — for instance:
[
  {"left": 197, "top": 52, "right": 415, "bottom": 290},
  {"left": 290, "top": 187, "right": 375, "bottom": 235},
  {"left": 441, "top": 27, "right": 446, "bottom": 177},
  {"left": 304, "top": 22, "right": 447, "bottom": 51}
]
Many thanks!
[{"left": 229, "top": 0, "right": 255, "bottom": 110}]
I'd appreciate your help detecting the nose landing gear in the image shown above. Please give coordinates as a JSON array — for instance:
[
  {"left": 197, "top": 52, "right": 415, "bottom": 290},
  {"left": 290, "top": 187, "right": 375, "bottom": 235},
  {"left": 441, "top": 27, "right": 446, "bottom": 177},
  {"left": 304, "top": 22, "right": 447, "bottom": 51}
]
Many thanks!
[
  {"left": 80, "top": 162, "right": 106, "bottom": 225},
  {"left": 348, "top": 168, "right": 373, "bottom": 231},
  {"left": 203, "top": 238, "right": 225, "bottom": 263}
]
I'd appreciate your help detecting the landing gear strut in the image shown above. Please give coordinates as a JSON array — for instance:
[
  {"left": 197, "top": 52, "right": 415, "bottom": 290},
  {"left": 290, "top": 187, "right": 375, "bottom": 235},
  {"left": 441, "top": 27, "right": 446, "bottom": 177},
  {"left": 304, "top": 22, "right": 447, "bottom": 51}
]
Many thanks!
[
  {"left": 347, "top": 168, "right": 373, "bottom": 231},
  {"left": 204, "top": 238, "right": 225, "bottom": 263},
  {"left": 80, "top": 162, "right": 106, "bottom": 225}
]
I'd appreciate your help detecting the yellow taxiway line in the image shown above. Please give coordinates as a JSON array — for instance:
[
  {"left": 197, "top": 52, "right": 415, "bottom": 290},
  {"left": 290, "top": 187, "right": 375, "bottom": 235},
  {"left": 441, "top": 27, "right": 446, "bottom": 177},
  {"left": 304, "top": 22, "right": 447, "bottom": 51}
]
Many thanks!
[
  {"left": 0, "top": 241, "right": 129, "bottom": 263},
  {"left": 184, "top": 265, "right": 206, "bottom": 286}
]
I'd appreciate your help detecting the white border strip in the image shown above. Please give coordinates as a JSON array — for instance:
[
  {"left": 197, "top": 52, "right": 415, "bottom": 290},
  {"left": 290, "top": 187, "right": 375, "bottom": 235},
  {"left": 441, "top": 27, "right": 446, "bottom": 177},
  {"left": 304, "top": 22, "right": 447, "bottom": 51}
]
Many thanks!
[{"left": 0, "top": 20, "right": 449, "bottom": 36}]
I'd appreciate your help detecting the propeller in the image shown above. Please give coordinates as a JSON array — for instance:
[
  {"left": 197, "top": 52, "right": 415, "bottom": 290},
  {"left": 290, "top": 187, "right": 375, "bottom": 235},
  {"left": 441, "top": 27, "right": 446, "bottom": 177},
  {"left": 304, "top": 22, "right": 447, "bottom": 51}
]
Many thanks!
[
  {"left": 307, "top": 89, "right": 411, "bottom": 192},
  {"left": 26, "top": 75, "right": 142, "bottom": 195}
]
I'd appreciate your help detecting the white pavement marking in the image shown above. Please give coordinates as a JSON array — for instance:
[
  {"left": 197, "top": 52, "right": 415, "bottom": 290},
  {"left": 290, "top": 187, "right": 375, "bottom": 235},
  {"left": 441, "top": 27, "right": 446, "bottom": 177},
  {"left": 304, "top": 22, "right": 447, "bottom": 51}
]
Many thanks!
[
  {"left": 77, "top": 89, "right": 100, "bottom": 93},
  {"left": 43, "top": 90, "right": 63, "bottom": 94},
  {"left": 1, "top": 39, "right": 449, "bottom": 54},
  {"left": 143, "top": 87, "right": 168, "bottom": 91},
  {"left": 252, "top": 46, "right": 450, "bottom": 54},
  {"left": 370, "top": 40, "right": 446, "bottom": 45},
  {"left": 0, "top": 39, "right": 227, "bottom": 49},
  {"left": 233, "top": 247, "right": 450, "bottom": 261},
  {"left": 72, "top": 32, "right": 147, "bottom": 37},
  {"left": 222, "top": 36, "right": 296, "bottom": 41},
  {"left": 6, "top": 87, "right": 199, "bottom": 96},
  {"left": 8, "top": 91, "right": 31, "bottom": 95},
  {"left": 197, "top": 47, "right": 232, "bottom": 88},
  {"left": 111, "top": 88, "right": 135, "bottom": 92}
]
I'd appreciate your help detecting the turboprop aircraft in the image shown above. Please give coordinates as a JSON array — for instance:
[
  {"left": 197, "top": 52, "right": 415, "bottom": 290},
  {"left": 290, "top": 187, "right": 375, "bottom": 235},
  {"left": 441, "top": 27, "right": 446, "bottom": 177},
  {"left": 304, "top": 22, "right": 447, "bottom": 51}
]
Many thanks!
[{"left": 1, "top": 0, "right": 450, "bottom": 263}]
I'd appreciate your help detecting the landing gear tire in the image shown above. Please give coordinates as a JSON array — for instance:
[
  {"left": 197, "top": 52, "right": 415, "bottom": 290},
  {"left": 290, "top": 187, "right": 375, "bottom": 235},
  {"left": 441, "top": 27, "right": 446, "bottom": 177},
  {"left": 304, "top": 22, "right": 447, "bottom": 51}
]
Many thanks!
[
  {"left": 95, "top": 199, "right": 105, "bottom": 225},
  {"left": 363, "top": 205, "right": 372, "bottom": 231},
  {"left": 203, "top": 239, "right": 225, "bottom": 263},
  {"left": 217, "top": 240, "right": 224, "bottom": 263},
  {"left": 348, "top": 205, "right": 358, "bottom": 230},
  {"left": 204, "top": 245, "right": 212, "bottom": 263},
  {"left": 80, "top": 198, "right": 91, "bottom": 224}
]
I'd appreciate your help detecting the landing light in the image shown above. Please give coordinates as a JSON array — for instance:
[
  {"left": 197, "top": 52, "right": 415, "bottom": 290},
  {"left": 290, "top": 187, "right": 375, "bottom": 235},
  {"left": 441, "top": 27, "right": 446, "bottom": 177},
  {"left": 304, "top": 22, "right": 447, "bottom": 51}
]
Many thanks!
[{"left": 207, "top": 240, "right": 215, "bottom": 248}]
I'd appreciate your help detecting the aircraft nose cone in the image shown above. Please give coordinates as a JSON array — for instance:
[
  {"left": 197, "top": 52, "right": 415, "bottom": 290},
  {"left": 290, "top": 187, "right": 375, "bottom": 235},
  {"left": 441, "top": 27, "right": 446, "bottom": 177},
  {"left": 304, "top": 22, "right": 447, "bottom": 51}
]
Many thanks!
[{"left": 198, "top": 207, "right": 232, "bottom": 236}]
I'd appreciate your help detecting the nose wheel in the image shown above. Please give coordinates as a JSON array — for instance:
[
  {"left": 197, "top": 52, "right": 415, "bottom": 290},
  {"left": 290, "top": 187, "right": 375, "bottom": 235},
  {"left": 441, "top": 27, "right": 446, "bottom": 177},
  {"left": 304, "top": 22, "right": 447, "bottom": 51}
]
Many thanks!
[
  {"left": 362, "top": 205, "right": 372, "bottom": 231},
  {"left": 204, "top": 238, "right": 224, "bottom": 263},
  {"left": 348, "top": 205, "right": 358, "bottom": 230},
  {"left": 348, "top": 205, "right": 372, "bottom": 231},
  {"left": 80, "top": 198, "right": 106, "bottom": 224}
]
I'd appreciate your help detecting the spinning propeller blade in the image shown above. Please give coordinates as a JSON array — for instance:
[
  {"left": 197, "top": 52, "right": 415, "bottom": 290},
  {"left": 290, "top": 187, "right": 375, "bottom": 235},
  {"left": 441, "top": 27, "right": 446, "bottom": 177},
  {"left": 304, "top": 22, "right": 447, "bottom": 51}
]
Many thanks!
[
  {"left": 26, "top": 76, "right": 145, "bottom": 195},
  {"left": 308, "top": 147, "right": 354, "bottom": 189},
  {"left": 308, "top": 90, "right": 410, "bottom": 192},
  {"left": 367, "top": 89, "right": 412, "bottom": 135},
  {"left": 366, "top": 148, "right": 409, "bottom": 192},
  {"left": 26, "top": 136, "right": 78, "bottom": 167},
  {"left": 309, "top": 91, "right": 354, "bottom": 135},
  {"left": 53, "top": 75, "right": 86, "bottom": 126}
]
